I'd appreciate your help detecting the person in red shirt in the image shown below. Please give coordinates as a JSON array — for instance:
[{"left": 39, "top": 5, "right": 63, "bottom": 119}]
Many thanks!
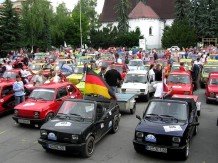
[{"left": 179, "top": 62, "right": 186, "bottom": 71}]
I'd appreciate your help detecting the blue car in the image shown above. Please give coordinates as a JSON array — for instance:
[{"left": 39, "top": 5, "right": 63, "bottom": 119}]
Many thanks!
[{"left": 133, "top": 98, "right": 199, "bottom": 160}]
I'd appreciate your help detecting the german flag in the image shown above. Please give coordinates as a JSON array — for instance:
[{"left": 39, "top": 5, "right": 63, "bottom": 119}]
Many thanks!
[{"left": 85, "top": 68, "right": 116, "bottom": 99}]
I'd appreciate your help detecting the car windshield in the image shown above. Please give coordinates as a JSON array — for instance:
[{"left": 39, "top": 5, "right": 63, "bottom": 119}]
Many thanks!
[
  {"left": 125, "top": 74, "right": 147, "bottom": 83},
  {"left": 29, "top": 64, "right": 42, "bottom": 71},
  {"left": 203, "top": 67, "right": 218, "bottom": 74},
  {"left": 74, "top": 67, "right": 83, "bottom": 74},
  {"left": 167, "top": 74, "right": 190, "bottom": 84},
  {"left": 29, "top": 88, "right": 55, "bottom": 101},
  {"left": 2, "top": 71, "right": 17, "bottom": 79},
  {"left": 145, "top": 101, "right": 188, "bottom": 121},
  {"left": 58, "top": 101, "right": 95, "bottom": 121},
  {"left": 129, "top": 60, "right": 143, "bottom": 66},
  {"left": 209, "top": 78, "right": 218, "bottom": 85}
]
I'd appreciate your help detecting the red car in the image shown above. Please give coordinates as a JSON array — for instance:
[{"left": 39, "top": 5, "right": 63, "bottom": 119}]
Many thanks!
[
  {"left": 0, "top": 79, "right": 16, "bottom": 114},
  {"left": 2, "top": 69, "right": 32, "bottom": 81},
  {"left": 12, "top": 82, "right": 82, "bottom": 126},
  {"left": 205, "top": 72, "right": 218, "bottom": 104},
  {"left": 167, "top": 70, "right": 194, "bottom": 95},
  {"left": 114, "top": 63, "right": 128, "bottom": 80}
]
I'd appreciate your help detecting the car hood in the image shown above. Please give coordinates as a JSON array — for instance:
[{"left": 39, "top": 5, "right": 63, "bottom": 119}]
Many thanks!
[
  {"left": 41, "top": 118, "right": 92, "bottom": 135},
  {"left": 208, "top": 85, "right": 218, "bottom": 93},
  {"left": 136, "top": 119, "right": 187, "bottom": 137},
  {"left": 122, "top": 82, "right": 147, "bottom": 89},
  {"left": 15, "top": 99, "right": 53, "bottom": 111}
]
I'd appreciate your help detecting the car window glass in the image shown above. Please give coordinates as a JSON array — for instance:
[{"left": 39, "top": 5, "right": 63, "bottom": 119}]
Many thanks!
[
  {"left": 56, "top": 87, "right": 68, "bottom": 99},
  {"left": 67, "top": 85, "right": 76, "bottom": 93}
]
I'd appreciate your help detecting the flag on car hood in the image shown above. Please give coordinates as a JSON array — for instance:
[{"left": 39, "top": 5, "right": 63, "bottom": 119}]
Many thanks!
[{"left": 85, "top": 68, "right": 116, "bottom": 99}]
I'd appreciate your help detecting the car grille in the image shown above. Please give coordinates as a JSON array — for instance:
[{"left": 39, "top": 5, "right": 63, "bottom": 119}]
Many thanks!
[
  {"left": 143, "top": 132, "right": 172, "bottom": 146},
  {"left": 46, "top": 131, "right": 73, "bottom": 143}
]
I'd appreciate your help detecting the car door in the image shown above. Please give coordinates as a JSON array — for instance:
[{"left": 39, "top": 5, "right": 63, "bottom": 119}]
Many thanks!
[
  {"left": 94, "top": 104, "right": 105, "bottom": 141},
  {"left": 1, "top": 85, "right": 14, "bottom": 110}
]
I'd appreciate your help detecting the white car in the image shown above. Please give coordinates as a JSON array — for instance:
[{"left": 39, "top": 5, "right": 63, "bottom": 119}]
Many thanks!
[
  {"left": 121, "top": 70, "right": 156, "bottom": 101},
  {"left": 170, "top": 46, "right": 180, "bottom": 51},
  {"left": 128, "top": 59, "right": 145, "bottom": 71}
]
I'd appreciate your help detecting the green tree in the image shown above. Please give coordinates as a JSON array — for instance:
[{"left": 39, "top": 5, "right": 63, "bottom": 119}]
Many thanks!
[
  {"left": 0, "top": 0, "right": 21, "bottom": 51},
  {"left": 162, "top": 20, "right": 197, "bottom": 48},
  {"left": 115, "top": 0, "right": 131, "bottom": 33},
  {"left": 175, "top": 0, "right": 191, "bottom": 21},
  {"left": 51, "top": 3, "right": 71, "bottom": 47},
  {"left": 73, "top": 0, "right": 98, "bottom": 29},
  {"left": 21, "top": 0, "right": 53, "bottom": 51}
]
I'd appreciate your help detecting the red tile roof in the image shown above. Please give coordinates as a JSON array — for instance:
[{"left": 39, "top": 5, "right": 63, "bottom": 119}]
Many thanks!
[
  {"left": 99, "top": 0, "right": 175, "bottom": 22},
  {"left": 128, "top": 1, "right": 159, "bottom": 19}
]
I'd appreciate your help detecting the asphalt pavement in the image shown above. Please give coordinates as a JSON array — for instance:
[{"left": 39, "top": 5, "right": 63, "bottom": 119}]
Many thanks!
[{"left": 0, "top": 89, "right": 218, "bottom": 163}]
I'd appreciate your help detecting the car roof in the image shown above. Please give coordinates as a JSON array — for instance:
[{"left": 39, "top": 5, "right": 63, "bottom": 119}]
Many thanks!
[
  {"left": 36, "top": 82, "right": 71, "bottom": 89},
  {"left": 127, "top": 70, "right": 148, "bottom": 74},
  {"left": 172, "top": 94, "right": 198, "bottom": 102},
  {"left": 170, "top": 71, "right": 190, "bottom": 75},
  {"left": 0, "top": 80, "right": 14, "bottom": 86},
  {"left": 64, "top": 98, "right": 97, "bottom": 104}
]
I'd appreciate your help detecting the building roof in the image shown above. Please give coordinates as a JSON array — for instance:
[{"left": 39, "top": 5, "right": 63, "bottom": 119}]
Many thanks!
[
  {"left": 99, "top": 0, "right": 175, "bottom": 22},
  {"left": 128, "top": 1, "right": 159, "bottom": 19}
]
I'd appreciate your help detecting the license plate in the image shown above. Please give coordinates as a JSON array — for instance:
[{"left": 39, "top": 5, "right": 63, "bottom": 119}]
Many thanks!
[
  {"left": 146, "top": 145, "right": 167, "bottom": 153},
  {"left": 48, "top": 144, "right": 66, "bottom": 151},
  {"left": 18, "top": 119, "right": 30, "bottom": 124}
]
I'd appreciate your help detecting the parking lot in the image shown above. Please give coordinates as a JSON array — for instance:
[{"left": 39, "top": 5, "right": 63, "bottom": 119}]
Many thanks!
[{"left": 0, "top": 88, "right": 218, "bottom": 163}]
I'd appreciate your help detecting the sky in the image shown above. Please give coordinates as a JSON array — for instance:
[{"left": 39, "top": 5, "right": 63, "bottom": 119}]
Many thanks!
[{"left": 0, "top": 0, "right": 105, "bottom": 14}]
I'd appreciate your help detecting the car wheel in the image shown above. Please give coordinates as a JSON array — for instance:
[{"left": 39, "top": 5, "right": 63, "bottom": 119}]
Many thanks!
[
  {"left": 145, "top": 93, "right": 149, "bottom": 102},
  {"left": 130, "top": 103, "right": 136, "bottom": 114},
  {"left": 45, "top": 113, "right": 54, "bottom": 122},
  {"left": 81, "top": 136, "right": 95, "bottom": 158},
  {"left": 193, "top": 126, "right": 198, "bottom": 136},
  {"left": 200, "top": 82, "right": 205, "bottom": 88},
  {"left": 134, "top": 144, "right": 143, "bottom": 153},
  {"left": 181, "top": 140, "right": 190, "bottom": 160},
  {"left": 206, "top": 98, "right": 210, "bottom": 104},
  {"left": 111, "top": 118, "right": 119, "bottom": 134}
]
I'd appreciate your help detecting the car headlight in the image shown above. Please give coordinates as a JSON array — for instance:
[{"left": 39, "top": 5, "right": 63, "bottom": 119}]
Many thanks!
[
  {"left": 184, "top": 91, "right": 190, "bottom": 95},
  {"left": 121, "top": 89, "right": 126, "bottom": 93},
  {"left": 40, "top": 130, "right": 47, "bottom": 136},
  {"left": 136, "top": 132, "right": 144, "bottom": 138},
  {"left": 210, "top": 92, "right": 215, "bottom": 97},
  {"left": 34, "top": 111, "right": 40, "bottom": 119},
  {"left": 172, "top": 137, "right": 181, "bottom": 143},
  {"left": 14, "top": 109, "right": 18, "bottom": 116},
  {"left": 71, "top": 135, "right": 79, "bottom": 142},
  {"left": 140, "top": 89, "right": 145, "bottom": 92}
]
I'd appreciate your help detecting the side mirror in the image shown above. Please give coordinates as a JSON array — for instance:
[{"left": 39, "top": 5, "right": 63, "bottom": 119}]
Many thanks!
[
  {"left": 56, "top": 98, "right": 62, "bottom": 101},
  {"left": 136, "top": 115, "right": 141, "bottom": 121}
]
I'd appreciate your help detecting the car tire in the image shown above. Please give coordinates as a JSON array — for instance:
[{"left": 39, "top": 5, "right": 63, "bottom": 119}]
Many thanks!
[
  {"left": 130, "top": 103, "right": 136, "bottom": 114},
  {"left": 81, "top": 136, "right": 95, "bottom": 158},
  {"left": 200, "top": 82, "right": 205, "bottom": 88},
  {"left": 45, "top": 113, "right": 54, "bottom": 122},
  {"left": 145, "top": 93, "right": 149, "bottom": 102},
  {"left": 134, "top": 144, "right": 143, "bottom": 153},
  {"left": 206, "top": 98, "right": 210, "bottom": 104},
  {"left": 111, "top": 118, "right": 119, "bottom": 134},
  {"left": 181, "top": 140, "right": 190, "bottom": 160}
]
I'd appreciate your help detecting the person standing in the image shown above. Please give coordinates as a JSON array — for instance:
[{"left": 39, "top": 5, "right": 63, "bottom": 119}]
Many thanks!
[
  {"left": 104, "top": 63, "right": 122, "bottom": 93},
  {"left": 191, "top": 61, "right": 200, "bottom": 90},
  {"left": 148, "top": 64, "right": 155, "bottom": 82},
  {"left": 13, "top": 75, "right": 25, "bottom": 106}
]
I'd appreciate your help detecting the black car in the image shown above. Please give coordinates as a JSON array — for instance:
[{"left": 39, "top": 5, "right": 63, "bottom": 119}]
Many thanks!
[
  {"left": 38, "top": 97, "right": 121, "bottom": 158},
  {"left": 133, "top": 98, "right": 199, "bottom": 160}
]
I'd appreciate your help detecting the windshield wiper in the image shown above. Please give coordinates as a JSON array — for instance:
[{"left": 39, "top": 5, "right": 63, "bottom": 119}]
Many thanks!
[
  {"left": 69, "top": 113, "right": 84, "bottom": 120},
  {"left": 36, "top": 97, "right": 47, "bottom": 101},
  {"left": 160, "top": 115, "right": 179, "bottom": 122},
  {"left": 145, "top": 114, "right": 161, "bottom": 119}
]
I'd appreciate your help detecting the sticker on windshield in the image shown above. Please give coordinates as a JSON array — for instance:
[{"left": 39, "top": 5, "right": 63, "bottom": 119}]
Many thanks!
[
  {"left": 163, "top": 125, "right": 182, "bottom": 132},
  {"left": 55, "top": 122, "right": 71, "bottom": 127},
  {"left": 23, "top": 103, "right": 35, "bottom": 107}
]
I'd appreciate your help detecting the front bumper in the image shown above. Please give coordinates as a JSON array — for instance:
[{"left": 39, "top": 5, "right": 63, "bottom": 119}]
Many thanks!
[
  {"left": 206, "top": 96, "right": 218, "bottom": 102},
  {"left": 12, "top": 116, "right": 45, "bottom": 125},
  {"left": 38, "top": 138, "right": 86, "bottom": 152},
  {"left": 133, "top": 139, "right": 186, "bottom": 152}
]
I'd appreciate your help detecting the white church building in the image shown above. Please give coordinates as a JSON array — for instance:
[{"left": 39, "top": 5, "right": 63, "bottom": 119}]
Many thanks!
[{"left": 99, "top": 0, "right": 175, "bottom": 49}]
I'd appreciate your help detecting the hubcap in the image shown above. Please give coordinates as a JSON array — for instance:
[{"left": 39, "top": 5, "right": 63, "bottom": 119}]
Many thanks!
[
  {"left": 87, "top": 140, "right": 94, "bottom": 154},
  {"left": 186, "top": 143, "right": 189, "bottom": 157}
]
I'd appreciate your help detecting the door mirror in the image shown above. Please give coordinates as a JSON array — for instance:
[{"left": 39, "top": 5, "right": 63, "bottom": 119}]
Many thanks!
[{"left": 136, "top": 115, "right": 141, "bottom": 121}]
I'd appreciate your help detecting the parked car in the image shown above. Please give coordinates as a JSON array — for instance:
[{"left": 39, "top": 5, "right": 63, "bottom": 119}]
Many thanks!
[
  {"left": 12, "top": 82, "right": 82, "bottom": 126},
  {"left": 167, "top": 70, "right": 193, "bottom": 95},
  {"left": 205, "top": 72, "right": 218, "bottom": 104},
  {"left": 200, "top": 64, "right": 218, "bottom": 88},
  {"left": 121, "top": 70, "right": 155, "bottom": 101},
  {"left": 38, "top": 96, "right": 121, "bottom": 157},
  {"left": 133, "top": 98, "right": 199, "bottom": 160},
  {"left": 128, "top": 59, "right": 144, "bottom": 71}
]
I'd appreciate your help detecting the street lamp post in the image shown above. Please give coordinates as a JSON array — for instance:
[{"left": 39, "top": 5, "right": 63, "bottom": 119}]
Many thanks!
[{"left": 80, "top": 0, "right": 83, "bottom": 49}]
